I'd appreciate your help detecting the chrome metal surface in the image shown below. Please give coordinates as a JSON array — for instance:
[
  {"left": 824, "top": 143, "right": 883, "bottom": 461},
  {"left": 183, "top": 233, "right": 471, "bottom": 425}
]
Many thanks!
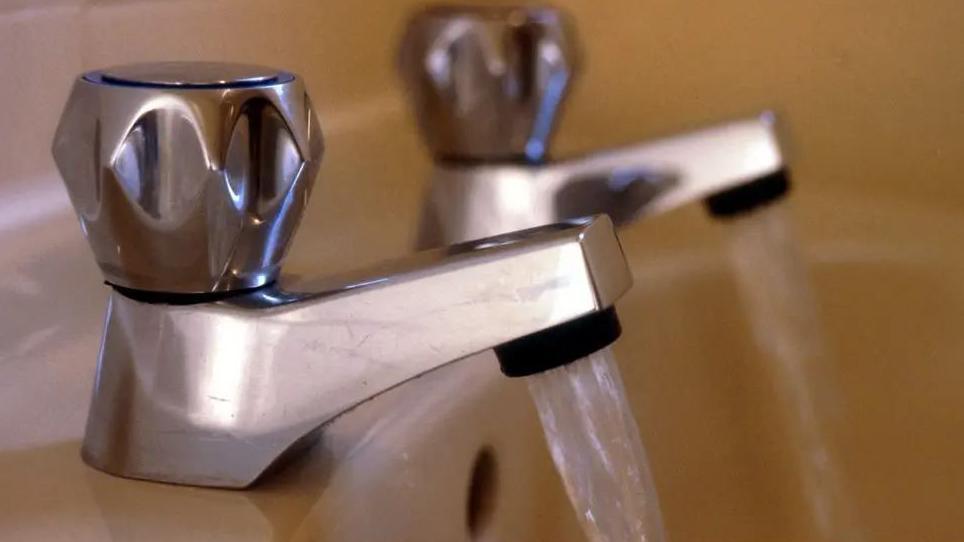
[
  {"left": 97, "top": 61, "right": 287, "bottom": 88},
  {"left": 82, "top": 216, "right": 632, "bottom": 488},
  {"left": 55, "top": 61, "right": 633, "bottom": 490},
  {"left": 422, "top": 114, "right": 785, "bottom": 243},
  {"left": 52, "top": 62, "right": 323, "bottom": 294},
  {"left": 398, "top": 5, "right": 578, "bottom": 163}
]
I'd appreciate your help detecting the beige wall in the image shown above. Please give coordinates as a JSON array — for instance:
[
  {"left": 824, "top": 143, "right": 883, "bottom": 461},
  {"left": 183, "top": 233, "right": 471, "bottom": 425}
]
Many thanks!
[{"left": 2, "top": 1, "right": 963, "bottom": 541}]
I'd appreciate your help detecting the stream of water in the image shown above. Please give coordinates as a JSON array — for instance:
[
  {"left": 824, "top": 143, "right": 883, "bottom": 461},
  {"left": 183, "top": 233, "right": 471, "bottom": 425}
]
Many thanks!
[
  {"left": 723, "top": 202, "right": 866, "bottom": 542},
  {"left": 526, "top": 346, "right": 666, "bottom": 542}
]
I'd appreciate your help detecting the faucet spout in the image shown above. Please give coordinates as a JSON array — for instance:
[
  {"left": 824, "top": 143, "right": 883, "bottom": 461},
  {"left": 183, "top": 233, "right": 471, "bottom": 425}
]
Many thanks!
[
  {"left": 423, "top": 114, "right": 788, "bottom": 243},
  {"left": 82, "top": 215, "right": 631, "bottom": 488},
  {"left": 548, "top": 113, "right": 786, "bottom": 221}
]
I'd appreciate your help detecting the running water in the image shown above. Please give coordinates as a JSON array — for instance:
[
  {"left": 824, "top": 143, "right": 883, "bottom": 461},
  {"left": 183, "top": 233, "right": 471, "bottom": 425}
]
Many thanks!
[
  {"left": 723, "top": 203, "right": 865, "bottom": 542},
  {"left": 526, "top": 346, "right": 666, "bottom": 542}
]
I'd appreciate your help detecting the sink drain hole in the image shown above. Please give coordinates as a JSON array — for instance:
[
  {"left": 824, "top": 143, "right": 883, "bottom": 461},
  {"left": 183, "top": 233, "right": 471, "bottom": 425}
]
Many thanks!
[{"left": 466, "top": 446, "right": 498, "bottom": 538}]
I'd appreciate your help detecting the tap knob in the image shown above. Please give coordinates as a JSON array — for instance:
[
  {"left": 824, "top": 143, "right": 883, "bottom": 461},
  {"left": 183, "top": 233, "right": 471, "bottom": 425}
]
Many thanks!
[
  {"left": 398, "top": 5, "right": 579, "bottom": 164},
  {"left": 52, "top": 62, "right": 324, "bottom": 295}
]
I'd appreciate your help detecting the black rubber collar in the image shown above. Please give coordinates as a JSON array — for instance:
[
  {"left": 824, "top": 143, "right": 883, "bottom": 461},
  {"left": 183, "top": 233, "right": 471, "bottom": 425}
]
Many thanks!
[
  {"left": 705, "top": 168, "right": 791, "bottom": 219},
  {"left": 495, "top": 307, "right": 622, "bottom": 378}
]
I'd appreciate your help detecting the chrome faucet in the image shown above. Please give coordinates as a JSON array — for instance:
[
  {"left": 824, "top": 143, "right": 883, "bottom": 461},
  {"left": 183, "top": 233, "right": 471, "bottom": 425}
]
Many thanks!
[
  {"left": 52, "top": 62, "right": 633, "bottom": 488},
  {"left": 398, "top": 5, "right": 791, "bottom": 244}
]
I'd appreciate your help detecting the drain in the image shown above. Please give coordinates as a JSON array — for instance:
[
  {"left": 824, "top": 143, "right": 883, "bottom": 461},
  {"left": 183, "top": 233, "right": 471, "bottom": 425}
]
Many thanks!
[{"left": 466, "top": 446, "right": 498, "bottom": 538}]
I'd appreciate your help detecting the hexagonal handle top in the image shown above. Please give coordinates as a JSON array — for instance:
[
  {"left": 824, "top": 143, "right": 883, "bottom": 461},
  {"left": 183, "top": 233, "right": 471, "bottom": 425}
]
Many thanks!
[
  {"left": 398, "top": 5, "right": 580, "bottom": 164},
  {"left": 52, "top": 62, "right": 324, "bottom": 295}
]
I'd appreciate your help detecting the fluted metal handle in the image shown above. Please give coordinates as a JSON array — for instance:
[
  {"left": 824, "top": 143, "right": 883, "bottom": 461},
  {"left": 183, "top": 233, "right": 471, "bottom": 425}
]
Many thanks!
[
  {"left": 398, "top": 5, "right": 579, "bottom": 163},
  {"left": 52, "top": 62, "right": 324, "bottom": 294}
]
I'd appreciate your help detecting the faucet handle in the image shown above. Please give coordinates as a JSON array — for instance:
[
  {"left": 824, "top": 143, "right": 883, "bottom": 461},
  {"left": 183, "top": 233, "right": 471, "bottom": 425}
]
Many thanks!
[
  {"left": 52, "top": 62, "right": 324, "bottom": 295},
  {"left": 398, "top": 5, "right": 579, "bottom": 163}
]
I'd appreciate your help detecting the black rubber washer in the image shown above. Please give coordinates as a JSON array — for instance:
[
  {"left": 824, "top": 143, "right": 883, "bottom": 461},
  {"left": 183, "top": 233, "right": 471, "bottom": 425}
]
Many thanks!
[
  {"left": 704, "top": 168, "right": 792, "bottom": 219},
  {"left": 495, "top": 307, "right": 622, "bottom": 378}
]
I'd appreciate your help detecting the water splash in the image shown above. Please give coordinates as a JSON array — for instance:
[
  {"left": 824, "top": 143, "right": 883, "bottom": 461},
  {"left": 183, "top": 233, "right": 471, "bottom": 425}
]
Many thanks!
[
  {"left": 526, "top": 346, "right": 666, "bottom": 542},
  {"left": 723, "top": 202, "right": 865, "bottom": 542}
]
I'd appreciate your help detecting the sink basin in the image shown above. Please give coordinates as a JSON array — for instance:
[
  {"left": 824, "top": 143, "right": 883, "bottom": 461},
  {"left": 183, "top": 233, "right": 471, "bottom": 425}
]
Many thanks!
[
  {"left": 3, "top": 177, "right": 962, "bottom": 541},
  {"left": 613, "top": 190, "right": 964, "bottom": 542}
]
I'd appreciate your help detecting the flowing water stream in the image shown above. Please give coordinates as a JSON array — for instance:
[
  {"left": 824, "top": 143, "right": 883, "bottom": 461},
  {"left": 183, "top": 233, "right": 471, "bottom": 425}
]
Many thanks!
[
  {"left": 723, "top": 202, "right": 866, "bottom": 542},
  {"left": 526, "top": 346, "right": 666, "bottom": 542}
]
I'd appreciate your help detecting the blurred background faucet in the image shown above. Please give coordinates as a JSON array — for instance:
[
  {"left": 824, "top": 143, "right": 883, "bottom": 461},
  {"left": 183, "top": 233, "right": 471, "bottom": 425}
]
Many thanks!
[
  {"left": 398, "top": 4, "right": 791, "bottom": 244},
  {"left": 51, "top": 61, "right": 633, "bottom": 488}
]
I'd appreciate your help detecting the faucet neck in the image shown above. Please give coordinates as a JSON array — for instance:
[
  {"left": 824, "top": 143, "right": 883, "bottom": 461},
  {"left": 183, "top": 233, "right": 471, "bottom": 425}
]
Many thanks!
[{"left": 82, "top": 217, "right": 631, "bottom": 488}]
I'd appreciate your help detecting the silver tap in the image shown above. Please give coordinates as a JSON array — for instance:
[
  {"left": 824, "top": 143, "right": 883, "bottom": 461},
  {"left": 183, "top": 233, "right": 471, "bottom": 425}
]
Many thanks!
[
  {"left": 52, "top": 62, "right": 633, "bottom": 488},
  {"left": 399, "top": 5, "right": 790, "bottom": 243}
]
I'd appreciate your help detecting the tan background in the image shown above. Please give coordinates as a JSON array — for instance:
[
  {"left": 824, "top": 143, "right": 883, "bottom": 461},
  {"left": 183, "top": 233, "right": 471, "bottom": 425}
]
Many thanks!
[{"left": 1, "top": 0, "right": 963, "bottom": 541}]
